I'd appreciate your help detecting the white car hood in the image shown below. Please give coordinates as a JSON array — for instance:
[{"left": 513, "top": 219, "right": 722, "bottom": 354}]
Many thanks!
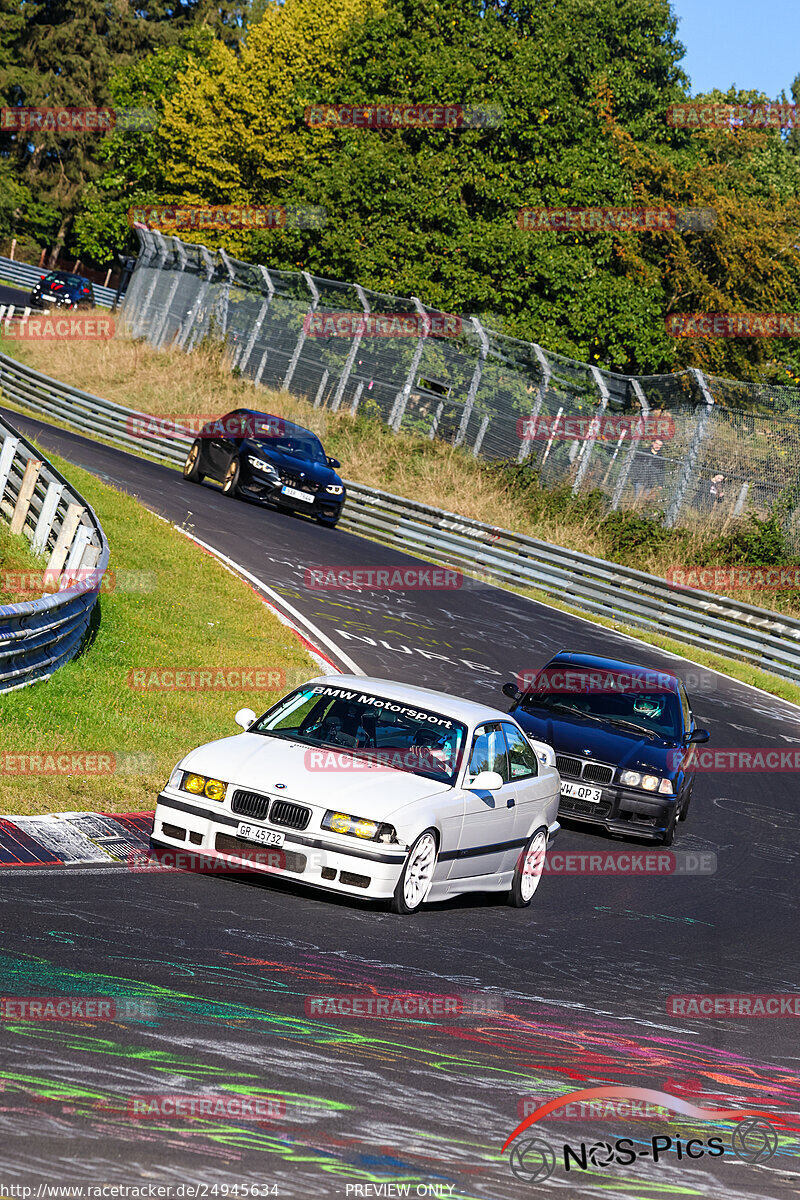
[{"left": 181, "top": 734, "right": 450, "bottom": 819}]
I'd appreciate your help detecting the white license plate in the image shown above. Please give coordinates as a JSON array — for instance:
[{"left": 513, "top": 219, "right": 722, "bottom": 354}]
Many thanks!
[
  {"left": 560, "top": 781, "right": 602, "bottom": 803},
  {"left": 281, "top": 485, "right": 314, "bottom": 503},
  {"left": 236, "top": 823, "right": 285, "bottom": 846}
]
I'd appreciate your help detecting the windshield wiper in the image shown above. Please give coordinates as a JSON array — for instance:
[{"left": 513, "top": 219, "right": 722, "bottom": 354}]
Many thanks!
[{"left": 603, "top": 718, "right": 661, "bottom": 738}]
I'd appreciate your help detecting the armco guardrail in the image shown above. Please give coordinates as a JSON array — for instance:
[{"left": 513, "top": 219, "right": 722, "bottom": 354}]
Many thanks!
[
  {"left": 0, "top": 410, "right": 109, "bottom": 692},
  {"left": 2, "top": 349, "right": 799, "bottom": 686},
  {"left": 0, "top": 254, "right": 119, "bottom": 309}
]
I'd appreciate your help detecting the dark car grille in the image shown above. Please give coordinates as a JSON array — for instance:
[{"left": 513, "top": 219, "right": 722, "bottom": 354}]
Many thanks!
[
  {"left": 556, "top": 755, "right": 614, "bottom": 785},
  {"left": 215, "top": 833, "right": 307, "bottom": 873},
  {"left": 230, "top": 789, "right": 312, "bottom": 831},
  {"left": 559, "top": 798, "right": 612, "bottom": 818},
  {"left": 269, "top": 799, "right": 312, "bottom": 830},
  {"left": 279, "top": 470, "right": 320, "bottom": 493},
  {"left": 231, "top": 789, "right": 271, "bottom": 822}
]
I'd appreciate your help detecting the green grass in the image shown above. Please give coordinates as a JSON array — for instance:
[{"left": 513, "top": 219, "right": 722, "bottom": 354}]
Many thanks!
[
  {"left": 0, "top": 447, "right": 316, "bottom": 816},
  {"left": 0, "top": 524, "right": 48, "bottom": 603}
]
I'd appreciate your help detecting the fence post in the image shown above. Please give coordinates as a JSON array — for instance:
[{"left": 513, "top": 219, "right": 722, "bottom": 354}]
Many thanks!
[
  {"left": 119, "top": 228, "right": 152, "bottom": 328},
  {"left": 130, "top": 229, "right": 168, "bottom": 338},
  {"left": 9, "top": 458, "right": 42, "bottom": 534},
  {"left": 32, "top": 479, "right": 65, "bottom": 553},
  {"left": 235, "top": 265, "right": 274, "bottom": 373},
  {"left": 0, "top": 435, "right": 20, "bottom": 503},
  {"left": 153, "top": 236, "right": 187, "bottom": 349},
  {"left": 665, "top": 368, "right": 715, "bottom": 527},
  {"left": 455, "top": 318, "right": 489, "bottom": 447},
  {"left": 611, "top": 378, "right": 650, "bottom": 510},
  {"left": 390, "top": 298, "right": 428, "bottom": 432},
  {"left": 331, "top": 284, "right": 370, "bottom": 411},
  {"left": 179, "top": 245, "right": 216, "bottom": 351},
  {"left": 472, "top": 414, "right": 490, "bottom": 457},
  {"left": 572, "top": 366, "right": 610, "bottom": 494},
  {"left": 284, "top": 272, "right": 320, "bottom": 392},
  {"left": 47, "top": 504, "right": 86, "bottom": 573},
  {"left": 212, "top": 248, "right": 235, "bottom": 339},
  {"left": 516, "top": 344, "right": 552, "bottom": 463},
  {"left": 313, "top": 369, "right": 329, "bottom": 408}
]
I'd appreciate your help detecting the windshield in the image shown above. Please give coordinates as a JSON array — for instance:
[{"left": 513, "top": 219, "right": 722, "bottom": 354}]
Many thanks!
[
  {"left": 255, "top": 434, "right": 327, "bottom": 464},
  {"left": 250, "top": 684, "right": 467, "bottom": 784},
  {"left": 44, "top": 273, "right": 85, "bottom": 288},
  {"left": 521, "top": 689, "right": 682, "bottom": 740}
]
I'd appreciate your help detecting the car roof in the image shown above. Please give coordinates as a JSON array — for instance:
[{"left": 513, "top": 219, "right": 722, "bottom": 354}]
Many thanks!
[
  {"left": 543, "top": 651, "right": 681, "bottom": 691},
  {"left": 235, "top": 409, "right": 317, "bottom": 440},
  {"left": 302, "top": 675, "right": 514, "bottom": 725}
]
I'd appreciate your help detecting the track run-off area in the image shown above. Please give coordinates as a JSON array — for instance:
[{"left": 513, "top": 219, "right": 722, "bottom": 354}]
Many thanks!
[{"left": 0, "top": 402, "right": 798, "bottom": 1199}]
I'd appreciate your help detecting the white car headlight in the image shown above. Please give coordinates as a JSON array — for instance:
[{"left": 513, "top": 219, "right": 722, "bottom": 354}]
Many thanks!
[
  {"left": 620, "top": 770, "right": 641, "bottom": 787},
  {"left": 248, "top": 456, "right": 278, "bottom": 475},
  {"left": 325, "top": 485, "right": 344, "bottom": 495},
  {"left": 620, "top": 769, "right": 673, "bottom": 795}
]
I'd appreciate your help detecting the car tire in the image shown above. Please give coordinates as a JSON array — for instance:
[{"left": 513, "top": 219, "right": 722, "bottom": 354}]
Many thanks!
[
  {"left": 660, "top": 809, "right": 678, "bottom": 846},
  {"left": 508, "top": 827, "right": 548, "bottom": 908},
  {"left": 678, "top": 787, "right": 692, "bottom": 821},
  {"left": 183, "top": 441, "right": 205, "bottom": 483},
  {"left": 222, "top": 458, "right": 241, "bottom": 497},
  {"left": 390, "top": 829, "right": 438, "bottom": 915}
]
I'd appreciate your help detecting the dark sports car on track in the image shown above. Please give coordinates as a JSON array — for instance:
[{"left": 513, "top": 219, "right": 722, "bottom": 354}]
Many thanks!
[
  {"left": 29, "top": 270, "right": 96, "bottom": 310},
  {"left": 503, "top": 651, "right": 710, "bottom": 845},
  {"left": 183, "top": 408, "right": 346, "bottom": 527}
]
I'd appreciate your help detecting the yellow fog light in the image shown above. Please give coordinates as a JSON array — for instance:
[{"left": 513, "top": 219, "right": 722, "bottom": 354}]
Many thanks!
[
  {"left": 330, "top": 812, "right": 351, "bottom": 834},
  {"left": 354, "top": 818, "right": 378, "bottom": 839},
  {"left": 184, "top": 774, "right": 205, "bottom": 795},
  {"left": 204, "top": 778, "right": 226, "bottom": 801}
]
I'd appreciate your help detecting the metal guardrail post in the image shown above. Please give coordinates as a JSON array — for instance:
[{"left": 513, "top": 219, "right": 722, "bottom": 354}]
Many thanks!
[
  {"left": 234, "top": 265, "right": 274, "bottom": 373},
  {"left": 455, "top": 318, "right": 489, "bottom": 448},
  {"left": 181, "top": 245, "right": 216, "bottom": 352},
  {"left": 331, "top": 284, "right": 369, "bottom": 411},
  {"left": 153, "top": 237, "right": 188, "bottom": 349},
  {"left": 516, "top": 344, "right": 551, "bottom": 463},
  {"left": 611, "top": 378, "right": 650, "bottom": 510},
  {"left": 389, "top": 298, "right": 428, "bottom": 432},
  {"left": 572, "top": 366, "right": 611, "bottom": 493},
  {"left": 130, "top": 229, "right": 169, "bottom": 338},
  {"left": 213, "top": 248, "right": 235, "bottom": 339},
  {"left": 284, "top": 272, "right": 320, "bottom": 392},
  {"left": 665, "top": 368, "right": 715, "bottom": 527}
]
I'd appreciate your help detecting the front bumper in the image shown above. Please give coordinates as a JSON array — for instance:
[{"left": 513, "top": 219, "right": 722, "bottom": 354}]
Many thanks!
[
  {"left": 151, "top": 791, "right": 407, "bottom": 900},
  {"left": 557, "top": 784, "right": 676, "bottom": 841},
  {"left": 239, "top": 474, "right": 344, "bottom": 521}
]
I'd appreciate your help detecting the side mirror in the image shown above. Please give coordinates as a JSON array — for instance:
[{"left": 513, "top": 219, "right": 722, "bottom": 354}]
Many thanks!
[
  {"left": 527, "top": 738, "right": 555, "bottom": 767},
  {"left": 687, "top": 728, "right": 710, "bottom": 744},
  {"left": 502, "top": 681, "right": 521, "bottom": 701},
  {"left": 468, "top": 770, "right": 504, "bottom": 791},
  {"left": 327, "top": 456, "right": 341, "bottom": 468},
  {"left": 235, "top": 707, "right": 256, "bottom": 730}
]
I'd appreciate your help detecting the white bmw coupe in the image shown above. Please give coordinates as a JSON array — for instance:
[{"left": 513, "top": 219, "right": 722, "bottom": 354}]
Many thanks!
[{"left": 151, "top": 675, "right": 561, "bottom": 913}]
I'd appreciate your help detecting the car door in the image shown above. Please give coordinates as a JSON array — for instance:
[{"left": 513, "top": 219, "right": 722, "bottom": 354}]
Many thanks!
[
  {"left": 501, "top": 722, "right": 556, "bottom": 845},
  {"left": 205, "top": 411, "right": 242, "bottom": 479},
  {"left": 448, "top": 722, "right": 519, "bottom": 880}
]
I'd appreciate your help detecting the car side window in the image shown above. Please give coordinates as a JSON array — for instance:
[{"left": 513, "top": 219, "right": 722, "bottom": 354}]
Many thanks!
[
  {"left": 501, "top": 723, "right": 539, "bottom": 779},
  {"left": 679, "top": 685, "right": 692, "bottom": 732},
  {"left": 467, "top": 723, "right": 510, "bottom": 784}
]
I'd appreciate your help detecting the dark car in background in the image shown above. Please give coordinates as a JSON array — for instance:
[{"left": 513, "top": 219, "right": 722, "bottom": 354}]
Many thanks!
[
  {"left": 183, "top": 408, "right": 346, "bottom": 527},
  {"left": 29, "top": 271, "right": 96, "bottom": 310},
  {"left": 503, "top": 651, "right": 710, "bottom": 845}
]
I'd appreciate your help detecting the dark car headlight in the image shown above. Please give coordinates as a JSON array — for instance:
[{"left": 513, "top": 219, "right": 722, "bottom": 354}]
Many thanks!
[
  {"left": 324, "top": 485, "right": 344, "bottom": 496},
  {"left": 247, "top": 455, "right": 279, "bottom": 478}
]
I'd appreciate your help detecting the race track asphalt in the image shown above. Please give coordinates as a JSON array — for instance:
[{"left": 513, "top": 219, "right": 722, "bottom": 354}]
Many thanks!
[{"left": 1, "top": 405, "right": 798, "bottom": 1198}]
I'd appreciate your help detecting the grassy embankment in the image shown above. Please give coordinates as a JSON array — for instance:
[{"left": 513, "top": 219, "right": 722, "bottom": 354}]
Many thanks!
[
  {"left": 0, "top": 449, "right": 315, "bottom": 815},
  {"left": 3, "top": 332, "right": 800, "bottom": 707}
]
